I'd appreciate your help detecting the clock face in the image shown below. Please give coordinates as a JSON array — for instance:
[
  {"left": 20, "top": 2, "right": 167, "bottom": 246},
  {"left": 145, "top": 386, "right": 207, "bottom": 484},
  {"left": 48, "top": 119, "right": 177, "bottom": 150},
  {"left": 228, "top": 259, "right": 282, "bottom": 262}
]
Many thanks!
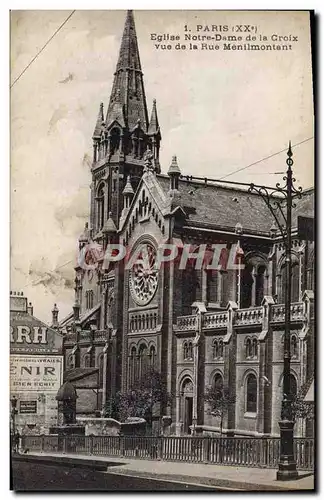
[{"left": 129, "top": 243, "right": 158, "bottom": 306}]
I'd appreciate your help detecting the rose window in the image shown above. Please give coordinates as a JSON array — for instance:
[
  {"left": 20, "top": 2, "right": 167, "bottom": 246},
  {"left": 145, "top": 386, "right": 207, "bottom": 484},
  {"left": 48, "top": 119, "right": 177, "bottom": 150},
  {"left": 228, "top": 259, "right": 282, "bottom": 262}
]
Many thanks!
[{"left": 129, "top": 244, "right": 158, "bottom": 305}]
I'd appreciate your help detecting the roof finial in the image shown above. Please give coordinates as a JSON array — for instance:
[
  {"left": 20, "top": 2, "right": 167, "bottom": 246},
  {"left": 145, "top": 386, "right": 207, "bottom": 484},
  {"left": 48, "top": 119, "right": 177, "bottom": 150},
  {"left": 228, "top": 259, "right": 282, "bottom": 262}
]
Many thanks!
[{"left": 168, "top": 155, "right": 181, "bottom": 176}]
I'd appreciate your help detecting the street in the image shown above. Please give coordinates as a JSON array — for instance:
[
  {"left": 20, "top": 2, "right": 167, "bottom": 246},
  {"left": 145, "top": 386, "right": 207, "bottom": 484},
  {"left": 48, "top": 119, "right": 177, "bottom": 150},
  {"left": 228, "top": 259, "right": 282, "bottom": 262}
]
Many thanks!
[{"left": 11, "top": 460, "right": 223, "bottom": 491}]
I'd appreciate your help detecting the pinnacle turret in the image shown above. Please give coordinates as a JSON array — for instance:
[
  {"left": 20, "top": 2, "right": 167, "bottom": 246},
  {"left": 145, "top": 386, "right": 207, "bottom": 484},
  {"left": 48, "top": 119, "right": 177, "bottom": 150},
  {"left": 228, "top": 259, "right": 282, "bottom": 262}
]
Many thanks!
[
  {"left": 92, "top": 102, "right": 104, "bottom": 139},
  {"left": 148, "top": 99, "right": 161, "bottom": 137}
]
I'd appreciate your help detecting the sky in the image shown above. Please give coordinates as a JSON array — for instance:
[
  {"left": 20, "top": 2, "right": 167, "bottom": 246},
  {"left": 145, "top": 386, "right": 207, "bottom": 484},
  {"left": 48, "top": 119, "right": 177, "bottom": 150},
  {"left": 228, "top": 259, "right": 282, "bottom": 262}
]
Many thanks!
[{"left": 10, "top": 10, "right": 314, "bottom": 323}]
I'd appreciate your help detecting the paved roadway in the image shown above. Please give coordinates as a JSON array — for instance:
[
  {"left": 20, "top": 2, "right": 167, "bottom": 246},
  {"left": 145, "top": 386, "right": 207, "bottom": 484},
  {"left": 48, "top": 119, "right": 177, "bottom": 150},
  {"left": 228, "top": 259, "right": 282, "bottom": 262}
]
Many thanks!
[{"left": 11, "top": 461, "right": 224, "bottom": 491}]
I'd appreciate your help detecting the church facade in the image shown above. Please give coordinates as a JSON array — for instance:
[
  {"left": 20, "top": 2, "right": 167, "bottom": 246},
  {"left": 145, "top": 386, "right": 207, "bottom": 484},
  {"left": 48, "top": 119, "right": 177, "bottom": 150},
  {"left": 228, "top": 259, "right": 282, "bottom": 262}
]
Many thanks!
[{"left": 56, "top": 11, "right": 314, "bottom": 437}]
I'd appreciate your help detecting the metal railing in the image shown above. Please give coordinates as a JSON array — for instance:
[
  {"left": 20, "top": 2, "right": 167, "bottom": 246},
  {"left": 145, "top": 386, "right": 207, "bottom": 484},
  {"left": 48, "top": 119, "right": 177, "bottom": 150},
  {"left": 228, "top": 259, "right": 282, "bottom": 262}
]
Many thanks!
[{"left": 21, "top": 435, "right": 314, "bottom": 470}]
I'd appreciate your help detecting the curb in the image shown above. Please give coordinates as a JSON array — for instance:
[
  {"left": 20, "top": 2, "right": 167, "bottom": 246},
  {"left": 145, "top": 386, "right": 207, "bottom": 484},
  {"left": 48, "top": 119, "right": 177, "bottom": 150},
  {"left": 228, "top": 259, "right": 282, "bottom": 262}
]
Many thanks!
[
  {"left": 11, "top": 454, "right": 123, "bottom": 472},
  {"left": 107, "top": 468, "right": 307, "bottom": 491}
]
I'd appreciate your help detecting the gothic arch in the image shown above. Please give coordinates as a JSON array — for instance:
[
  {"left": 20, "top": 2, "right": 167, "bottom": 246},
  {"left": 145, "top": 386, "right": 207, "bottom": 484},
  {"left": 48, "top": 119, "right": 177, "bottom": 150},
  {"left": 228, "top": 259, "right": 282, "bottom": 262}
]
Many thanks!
[
  {"left": 96, "top": 182, "right": 105, "bottom": 231},
  {"left": 179, "top": 374, "right": 194, "bottom": 395},
  {"left": 278, "top": 368, "right": 299, "bottom": 388},
  {"left": 241, "top": 251, "right": 268, "bottom": 308},
  {"left": 177, "top": 368, "right": 194, "bottom": 394},
  {"left": 240, "top": 368, "right": 258, "bottom": 388},
  {"left": 208, "top": 368, "right": 224, "bottom": 387},
  {"left": 307, "top": 249, "right": 314, "bottom": 291}
]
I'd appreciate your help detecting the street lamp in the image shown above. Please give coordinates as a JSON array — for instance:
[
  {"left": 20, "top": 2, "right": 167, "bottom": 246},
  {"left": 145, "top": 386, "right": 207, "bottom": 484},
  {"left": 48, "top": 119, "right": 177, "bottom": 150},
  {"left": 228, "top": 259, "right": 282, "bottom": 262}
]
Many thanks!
[
  {"left": 249, "top": 142, "right": 302, "bottom": 480},
  {"left": 10, "top": 395, "right": 18, "bottom": 453}
]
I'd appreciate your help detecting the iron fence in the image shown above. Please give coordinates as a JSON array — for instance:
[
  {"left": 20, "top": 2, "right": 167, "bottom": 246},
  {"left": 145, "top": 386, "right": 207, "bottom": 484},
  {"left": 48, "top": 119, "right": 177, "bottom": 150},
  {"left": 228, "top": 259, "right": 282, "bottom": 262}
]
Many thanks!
[{"left": 21, "top": 434, "right": 314, "bottom": 470}]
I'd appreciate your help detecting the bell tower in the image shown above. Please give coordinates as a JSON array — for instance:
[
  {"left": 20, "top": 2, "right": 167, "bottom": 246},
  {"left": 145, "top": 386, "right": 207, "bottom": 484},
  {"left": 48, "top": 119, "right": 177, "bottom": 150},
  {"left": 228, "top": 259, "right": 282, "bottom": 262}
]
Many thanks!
[{"left": 90, "top": 10, "right": 161, "bottom": 237}]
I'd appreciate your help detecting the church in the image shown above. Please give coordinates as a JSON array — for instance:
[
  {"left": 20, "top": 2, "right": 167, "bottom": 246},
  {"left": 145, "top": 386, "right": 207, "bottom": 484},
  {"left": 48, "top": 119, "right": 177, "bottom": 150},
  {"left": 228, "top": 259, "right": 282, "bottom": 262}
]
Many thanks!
[{"left": 55, "top": 10, "right": 314, "bottom": 437}]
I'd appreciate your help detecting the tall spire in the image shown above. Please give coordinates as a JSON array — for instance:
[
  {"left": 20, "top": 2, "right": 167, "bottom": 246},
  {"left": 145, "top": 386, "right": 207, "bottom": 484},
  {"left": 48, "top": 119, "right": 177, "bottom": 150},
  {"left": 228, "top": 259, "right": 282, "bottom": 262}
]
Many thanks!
[{"left": 106, "top": 10, "right": 149, "bottom": 131}]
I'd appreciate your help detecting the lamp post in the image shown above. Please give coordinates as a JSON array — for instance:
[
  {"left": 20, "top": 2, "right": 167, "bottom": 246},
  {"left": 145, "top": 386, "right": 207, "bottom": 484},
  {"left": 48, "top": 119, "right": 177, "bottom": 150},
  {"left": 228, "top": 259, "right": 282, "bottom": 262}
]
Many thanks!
[
  {"left": 248, "top": 142, "right": 302, "bottom": 480},
  {"left": 10, "top": 395, "right": 18, "bottom": 453}
]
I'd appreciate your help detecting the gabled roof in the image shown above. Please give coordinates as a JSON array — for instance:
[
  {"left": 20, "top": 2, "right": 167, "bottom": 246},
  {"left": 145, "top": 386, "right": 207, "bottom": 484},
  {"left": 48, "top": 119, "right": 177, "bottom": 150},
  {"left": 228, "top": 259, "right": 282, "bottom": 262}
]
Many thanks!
[
  {"left": 119, "top": 170, "right": 168, "bottom": 233},
  {"left": 156, "top": 175, "right": 314, "bottom": 236}
]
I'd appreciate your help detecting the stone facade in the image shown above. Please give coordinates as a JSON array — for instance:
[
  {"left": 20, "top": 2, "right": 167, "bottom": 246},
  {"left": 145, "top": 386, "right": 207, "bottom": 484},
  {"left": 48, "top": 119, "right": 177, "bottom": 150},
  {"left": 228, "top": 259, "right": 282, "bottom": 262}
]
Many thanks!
[{"left": 57, "top": 11, "right": 314, "bottom": 437}]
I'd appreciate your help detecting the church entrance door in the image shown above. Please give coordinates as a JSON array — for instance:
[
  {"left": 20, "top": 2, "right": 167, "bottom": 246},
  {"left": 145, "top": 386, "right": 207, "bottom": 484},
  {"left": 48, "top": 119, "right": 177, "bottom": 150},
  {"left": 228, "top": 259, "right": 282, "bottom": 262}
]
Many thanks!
[{"left": 184, "top": 397, "right": 193, "bottom": 434}]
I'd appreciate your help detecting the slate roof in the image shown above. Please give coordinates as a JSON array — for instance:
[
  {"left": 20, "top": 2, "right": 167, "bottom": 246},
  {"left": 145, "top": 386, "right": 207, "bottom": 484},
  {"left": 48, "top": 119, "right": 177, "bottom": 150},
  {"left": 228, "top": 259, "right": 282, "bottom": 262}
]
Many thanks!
[{"left": 157, "top": 175, "right": 314, "bottom": 236}]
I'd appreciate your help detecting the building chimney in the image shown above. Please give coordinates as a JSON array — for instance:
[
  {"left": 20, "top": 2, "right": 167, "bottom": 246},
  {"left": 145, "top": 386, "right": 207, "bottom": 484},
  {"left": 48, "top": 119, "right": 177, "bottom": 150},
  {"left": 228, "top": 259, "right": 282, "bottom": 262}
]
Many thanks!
[
  {"left": 52, "top": 303, "right": 59, "bottom": 328},
  {"left": 27, "top": 301, "right": 33, "bottom": 316}
]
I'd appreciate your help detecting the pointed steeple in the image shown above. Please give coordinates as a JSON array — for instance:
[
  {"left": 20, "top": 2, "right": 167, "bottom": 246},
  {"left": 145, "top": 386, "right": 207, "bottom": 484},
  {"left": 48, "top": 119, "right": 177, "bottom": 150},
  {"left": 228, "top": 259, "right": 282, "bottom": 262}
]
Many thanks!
[
  {"left": 106, "top": 10, "right": 149, "bottom": 131},
  {"left": 93, "top": 102, "right": 104, "bottom": 139},
  {"left": 148, "top": 99, "right": 160, "bottom": 136}
]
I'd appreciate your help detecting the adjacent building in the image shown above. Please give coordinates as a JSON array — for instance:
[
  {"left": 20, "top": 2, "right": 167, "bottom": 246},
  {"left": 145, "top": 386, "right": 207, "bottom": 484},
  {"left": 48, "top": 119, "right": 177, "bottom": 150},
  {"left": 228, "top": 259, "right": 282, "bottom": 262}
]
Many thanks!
[
  {"left": 57, "top": 11, "right": 315, "bottom": 437},
  {"left": 10, "top": 292, "right": 63, "bottom": 434}
]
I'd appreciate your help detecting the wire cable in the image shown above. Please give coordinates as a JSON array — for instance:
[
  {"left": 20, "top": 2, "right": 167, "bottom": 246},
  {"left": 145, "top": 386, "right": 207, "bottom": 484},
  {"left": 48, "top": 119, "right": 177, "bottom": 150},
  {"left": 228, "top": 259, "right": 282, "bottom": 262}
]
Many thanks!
[
  {"left": 219, "top": 137, "right": 314, "bottom": 180},
  {"left": 10, "top": 10, "right": 76, "bottom": 88}
]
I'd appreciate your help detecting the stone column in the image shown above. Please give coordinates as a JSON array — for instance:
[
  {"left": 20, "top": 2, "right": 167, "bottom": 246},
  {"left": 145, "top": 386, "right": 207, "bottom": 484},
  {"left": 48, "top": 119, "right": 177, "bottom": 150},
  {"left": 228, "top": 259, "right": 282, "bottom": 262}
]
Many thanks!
[
  {"left": 192, "top": 303, "right": 207, "bottom": 433},
  {"left": 175, "top": 394, "right": 182, "bottom": 436},
  {"left": 222, "top": 301, "right": 238, "bottom": 434},
  {"left": 257, "top": 296, "right": 274, "bottom": 434}
]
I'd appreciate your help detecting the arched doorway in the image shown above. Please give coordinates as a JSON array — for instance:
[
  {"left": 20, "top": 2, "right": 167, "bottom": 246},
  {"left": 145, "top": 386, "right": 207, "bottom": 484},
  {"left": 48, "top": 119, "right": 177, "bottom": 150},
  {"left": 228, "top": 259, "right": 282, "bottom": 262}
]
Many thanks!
[{"left": 180, "top": 378, "right": 194, "bottom": 434}]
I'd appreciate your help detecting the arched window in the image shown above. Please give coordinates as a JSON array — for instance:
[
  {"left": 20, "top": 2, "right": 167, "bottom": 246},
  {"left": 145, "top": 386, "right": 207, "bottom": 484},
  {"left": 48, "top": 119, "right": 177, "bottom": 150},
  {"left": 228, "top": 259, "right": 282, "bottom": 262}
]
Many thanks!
[
  {"left": 212, "top": 340, "right": 218, "bottom": 359},
  {"left": 307, "top": 252, "right": 314, "bottom": 291},
  {"left": 149, "top": 345, "right": 156, "bottom": 367},
  {"left": 219, "top": 340, "right": 224, "bottom": 358},
  {"left": 183, "top": 342, "right": 188, "bottom": 360},
  {"left": 255, "top": 265, "right": 266, "bottom": 306},
  {"left": 245, "top": 338, "right": 252, "bottom": 358},
  {"left": 213, "top": 373, "right": 223, "bottom": 399},
  {"left": 182, "top": 264, "right": 199, "bottom": 315},
  {"left": 110, "top": 127, "right": 120, "bottom": 154},
  {"left": 129, "top": 346, "right": 137, "bottom": 387},
  {"left": 291, "top": 335, "right": 298, "bottom": 359},
  {"left": 241, "top": 264, "right": 254, "bottom": 308},
  {"left": 74, "top": 349, "right": 80, "bottom": 369},
  {"left": 246, "top": 373, "right": 257, "bottom": 413},
  {"left": 280, "top": 259, "right": 300, "bottom": 303},
  {"left": 187, "top": 342, "right": 193, "bottom": 359},
  {"left": 252, "top": 338, "right": 258, "bottom": 358},
  {"left": 96, "top": 184, "right": 105, "bottom": 231},
  {"left": 85, "top": 290, "right": 94, "bottom": 310},
  {"left": 139, "top": 344, "right": 148, "bottom": 379},
  {"left": 206, "top": 269, "right": 218, "bottom": 303}
]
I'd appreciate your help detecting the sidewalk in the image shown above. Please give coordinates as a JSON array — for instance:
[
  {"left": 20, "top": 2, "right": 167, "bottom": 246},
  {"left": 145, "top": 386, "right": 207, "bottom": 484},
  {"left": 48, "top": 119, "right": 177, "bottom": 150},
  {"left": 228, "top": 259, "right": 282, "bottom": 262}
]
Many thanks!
[{"left": 29, "top": 452, "right": 314, "bottom": 491}]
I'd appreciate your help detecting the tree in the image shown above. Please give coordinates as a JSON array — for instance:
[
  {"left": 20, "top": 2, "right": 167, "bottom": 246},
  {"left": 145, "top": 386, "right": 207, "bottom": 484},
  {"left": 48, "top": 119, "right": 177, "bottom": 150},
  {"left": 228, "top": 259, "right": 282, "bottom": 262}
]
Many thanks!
[
  {"left": 102, "top": 368, "right": 172, "bottom": 423},
  {"left": 291, "top": 395, "right": 314, "bottom": 436},
  {"left": 203, "top": 385, "right": 235, "bottom": 435}
]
